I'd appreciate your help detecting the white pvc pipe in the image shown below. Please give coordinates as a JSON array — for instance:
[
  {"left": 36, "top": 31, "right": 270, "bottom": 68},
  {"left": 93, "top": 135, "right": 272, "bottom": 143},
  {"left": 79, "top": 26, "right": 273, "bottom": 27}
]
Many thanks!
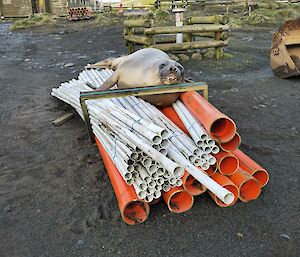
[
  {"left": 153, "top": 190, "right": 161, "bottom": 199},
  {"left": 167, "top": 146, "right": 234, "bottom": 205},
  {"left": 175, "top": 100, "right": 209, "bottom": 140}
]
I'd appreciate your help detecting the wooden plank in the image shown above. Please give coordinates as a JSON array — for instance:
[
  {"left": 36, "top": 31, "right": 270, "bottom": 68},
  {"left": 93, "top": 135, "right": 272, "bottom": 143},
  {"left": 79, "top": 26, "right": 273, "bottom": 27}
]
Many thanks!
[
  {"left": 149, "top": 39, "right": 228, "bottom": 51},
  {"left": 124, "top": 35, "right": 152, "bottom": 46},
  {"left": 144, "top": 24, "right": 229, "bottom": 35},
  {"left": 52, "top": 113, "right": 74, "bottom": 126}
]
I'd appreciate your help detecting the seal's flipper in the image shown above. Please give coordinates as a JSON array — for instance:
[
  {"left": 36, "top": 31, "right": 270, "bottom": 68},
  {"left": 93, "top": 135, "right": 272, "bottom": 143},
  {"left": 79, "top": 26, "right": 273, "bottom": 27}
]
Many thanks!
[
  {"left": 94, "top": 74, "right": 118, "bottom": 92},
  {"left": 86, "top": 56, "right": 126, "bottom": 70},
  {"left": 86, "top": 58, "right": 114, "bottom": 69}
]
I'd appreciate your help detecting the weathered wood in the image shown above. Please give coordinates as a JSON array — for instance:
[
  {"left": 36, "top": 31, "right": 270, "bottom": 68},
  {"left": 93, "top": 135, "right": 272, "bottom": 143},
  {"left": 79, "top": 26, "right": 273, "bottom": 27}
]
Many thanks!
[
  {"left": 126, "top": 27, "right": 135, "bottom": 53},
  {"left": 52, "top": 113, "right": 74, "bottom": 126},
  {"left": 144, "top": 24, "right": 229, "bottom": 35},
  {"left": 124, "top": 19, "right": 153, "bottom": 28},
  {"left": 125, "top": 35, "right": 152, "bottom": 45},
  {"left": 0, "top": 0, "right": 32, "bottom": 17},
  {"left": 214, "top": 31, "right": 223, "bottom": 59},
  {"left": 193, "top": 31, "right": 228, "bottom": 40},
  {"left": 154, "top": 34, "right": 189, "bottom": 43},
  {"left": 149, "top": 39, "right": 229, "bottom": 51},
  {"left": 187, "top": 15, "right": 229, "bottom": 25}
]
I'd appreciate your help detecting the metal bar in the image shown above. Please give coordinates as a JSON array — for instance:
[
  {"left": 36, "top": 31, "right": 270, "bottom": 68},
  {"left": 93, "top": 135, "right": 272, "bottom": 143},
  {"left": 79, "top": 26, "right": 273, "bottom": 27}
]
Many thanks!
[{"left": 80, "top": 82, "right": 208, "bottom": 142}]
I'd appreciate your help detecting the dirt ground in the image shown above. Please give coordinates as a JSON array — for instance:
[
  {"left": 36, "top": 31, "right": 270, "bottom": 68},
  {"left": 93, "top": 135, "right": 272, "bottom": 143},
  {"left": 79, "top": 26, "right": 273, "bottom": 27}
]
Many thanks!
[{"left": 0, "top": 20, "right": 299, "bottom": 257}]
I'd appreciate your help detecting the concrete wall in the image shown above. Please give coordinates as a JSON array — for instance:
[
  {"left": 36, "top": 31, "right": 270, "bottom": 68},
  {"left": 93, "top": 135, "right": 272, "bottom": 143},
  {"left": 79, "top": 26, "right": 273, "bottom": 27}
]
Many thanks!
[{"left": 0, "top": 0, "right": 33, "bottom": 17}]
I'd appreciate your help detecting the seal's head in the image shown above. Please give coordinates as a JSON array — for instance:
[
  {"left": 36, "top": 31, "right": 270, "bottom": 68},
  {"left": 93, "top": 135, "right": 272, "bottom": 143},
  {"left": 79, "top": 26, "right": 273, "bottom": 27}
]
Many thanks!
[{"left": 158, "top": 60, "right": 184, "bottom": 85}]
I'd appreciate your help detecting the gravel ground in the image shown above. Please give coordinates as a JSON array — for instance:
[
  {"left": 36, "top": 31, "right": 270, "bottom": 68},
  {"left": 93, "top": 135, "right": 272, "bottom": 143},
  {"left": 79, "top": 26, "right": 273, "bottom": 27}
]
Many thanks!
[{"left": 0, "top": 20, "right": 299, "bottom": 257}]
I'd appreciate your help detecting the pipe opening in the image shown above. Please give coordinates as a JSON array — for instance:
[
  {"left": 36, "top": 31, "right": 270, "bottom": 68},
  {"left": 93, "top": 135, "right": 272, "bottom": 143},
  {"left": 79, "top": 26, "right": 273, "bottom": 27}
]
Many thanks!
[
  {"left": 216, "top": 185, "right": 238, "bottom": 207},
  {"left": 153, "top": 136, "right": 162, "bottom": 145},
  {"left": 253, "top": 169, "right": 269, "bottom": 187},
  {"left": 184, "top": 174, "right": 206, "bottom": 195},
  {"left": 127, "top": 159, "right": 134, "bottom": 166},
  {"left": 201, "top": 162, "right": 210, "bottom": 170},
  {"left": 211, "top": 118, "right": 236, "bottom": 143},
  {"left": 155, "top": 184, "right": 162, "bottom": 191},
  {"left": 159, "top": 148, "right": 167, "bottom": 155},
  {"left": 197, "top": 141, "right": 205, "bottom": 147},
  {"left": 193, "top": 158, "right": 202, "bottom": 167},
  {"left": 154, "top": 190, "right": 162, "bottom": 199},
  {"left": 174, "top": 167, "right": 184, "bottom": 178},
  {"left": 138, "top": 191, "right": 147, "bottom": 199},
  {"left": 240, "top": 179, "right": 261, "bottom": 202},
  {"left": 161, "top": 130, "right": 170, "bottom": 139},
  {"left": 201, "top": 134, "right": 209, "bottom": 141},
  {"left": 145, "top": 194, "right": 154, "bottom": 202},
  {"left": 223, "top": 192, "right": 235, "bottom": 205},
  {"left": 148, "top": 165, "right": 157, "bottom": 174},
  {"left": 148, "top": 180, "right": 156, "bottom": 188},
  {"left": 175, "top": 179, "right": 183, "bottom": 187},
  {"left": 127, "top": 166, "right": 134, "bottom": 173},
  {"left": 160, "top": 139, "right": 170, "bottom": 147},
  {"left": 122, "top": 201, "right": 149, "bottom": 225},
  {"left": 168, "top": 191, "right": 194, "bottom": 213},
  {"left": 157, "top": 167, "right": 164, "bottom": 176},
  {"left": 219, "top": 156, "right": 239, "bottom": 175},
  {"left": 208, "top": 157, "right": 216, "bottom": 165},
  {"left": 211, "top": 145, "right": 220, "bottom": 154},
  {"left": 206, "top": 138, "right": 215, "bottom": 146},
  {"left": 220, "top": 133, "right": 241, "bottom": 152}
]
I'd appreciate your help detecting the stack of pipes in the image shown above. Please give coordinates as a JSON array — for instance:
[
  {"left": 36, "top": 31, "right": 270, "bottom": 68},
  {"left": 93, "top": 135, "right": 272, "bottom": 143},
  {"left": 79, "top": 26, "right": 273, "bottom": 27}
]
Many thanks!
[
  {"left": 51, "top": 68, "right": 269, "bottom": 224},
  {"left": 165, "top": 91, "right": 269, "bottom": 206},
  {"left": 67, "top": 7, "right": 93, "bottom": 21}
]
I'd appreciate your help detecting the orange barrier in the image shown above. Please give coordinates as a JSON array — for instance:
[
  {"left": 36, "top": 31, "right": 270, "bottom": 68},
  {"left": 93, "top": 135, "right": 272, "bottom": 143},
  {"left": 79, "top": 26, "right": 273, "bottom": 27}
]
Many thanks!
[
  {"left": 229, "top": 168, "right": 261, "bottom": 202},
  {"left": 182, "top": 171, "right": 207, "bottom": 196},
  {"left": 213, "top": 150, "right": 239, "bottom": 175},
  {"left": 233, "top": 149, "right": 269, "bottom": 187},
  {"left": 219, "top": 132, "right": 241, "bottom": 152},
  {"left": 208, "top": 172, "right": 239, "bottom": 207},
  {"left": 162, "top": 186, "right": 194, "bottom": 213},
  {"left": 180, "top": 91, "right": 236, "bottom": 143},
  {"left": 161, "top": 106, "right": 189, "bottom": 135},
  {"left": 95, "top": 137, "right": 150, "bottom": 225}
]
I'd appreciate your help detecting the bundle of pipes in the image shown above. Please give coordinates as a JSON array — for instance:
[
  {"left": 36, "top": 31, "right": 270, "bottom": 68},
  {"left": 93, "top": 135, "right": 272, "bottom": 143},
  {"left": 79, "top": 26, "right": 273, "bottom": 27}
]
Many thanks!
[
  {"left": 163, "top": 91, "right": 270, "bottom": 206},
  {"left": 52, "top": 68, "right": 238, "bottom": 222},
  {"left": 67, "top": 7, "right": 93, "bottom": 21},
  {"left": 52, "top": 68, "right": 269, "bottom": 223}
]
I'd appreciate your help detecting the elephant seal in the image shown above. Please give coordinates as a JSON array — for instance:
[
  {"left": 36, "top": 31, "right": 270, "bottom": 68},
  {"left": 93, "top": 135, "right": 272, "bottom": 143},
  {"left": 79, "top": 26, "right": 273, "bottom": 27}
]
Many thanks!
[{"left": 87, "top": 48, "right": 184, "bottom": 107}]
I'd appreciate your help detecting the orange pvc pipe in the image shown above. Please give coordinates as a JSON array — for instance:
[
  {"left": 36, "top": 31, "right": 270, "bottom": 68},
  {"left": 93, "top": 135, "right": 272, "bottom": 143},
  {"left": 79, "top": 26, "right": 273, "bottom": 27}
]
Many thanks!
[
  {"left": 95, "top": 137, "right": 150, "bottom": 225},
  {"left": 219, "top": 132, "right": 241, "bottom": 152},
  {"left": 180, "top": 91, "right": 236, "bottom": 143},
  {"left": 213, "top": 150, "right": 239, "bottom": 175},
  {"left": 229, "top": 168, "right": 261, "bottom": 202},
  {"left": 162, "top": 186, "right": 194, "bottom": 213},
  {"left": 161, "top": 106, "right": 189, "bottom": 135},
  {"left": 232, "top": 149, "right": 269, "bottom": 187},
  {"left": 182, "top": 171, "right": 207, "bottom": 196},
  {"left": 208, "top": 172, "right": 239, "bottom": 207}
]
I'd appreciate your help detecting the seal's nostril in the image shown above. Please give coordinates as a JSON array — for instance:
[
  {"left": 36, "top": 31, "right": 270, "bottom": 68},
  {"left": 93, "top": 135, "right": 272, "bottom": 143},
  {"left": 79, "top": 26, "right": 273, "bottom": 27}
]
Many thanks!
[{"left": 170, "top": 67, "right": 173, "bottom": 71}]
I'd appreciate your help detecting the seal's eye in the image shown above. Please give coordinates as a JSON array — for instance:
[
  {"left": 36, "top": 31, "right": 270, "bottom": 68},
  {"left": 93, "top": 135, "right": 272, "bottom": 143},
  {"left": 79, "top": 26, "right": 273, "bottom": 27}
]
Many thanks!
[{"left": 159, "top": 63, "right": 166, "bottom": 69}]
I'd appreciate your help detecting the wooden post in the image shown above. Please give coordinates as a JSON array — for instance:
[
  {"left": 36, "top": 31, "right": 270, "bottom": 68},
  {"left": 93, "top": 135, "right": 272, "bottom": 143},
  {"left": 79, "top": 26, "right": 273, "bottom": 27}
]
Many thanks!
[
  {"left": 214, "top": 31, "right": 222, "bottom": 59},
  {"left": 127, "top": 27, "right": 135, "bottom": 54}
]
